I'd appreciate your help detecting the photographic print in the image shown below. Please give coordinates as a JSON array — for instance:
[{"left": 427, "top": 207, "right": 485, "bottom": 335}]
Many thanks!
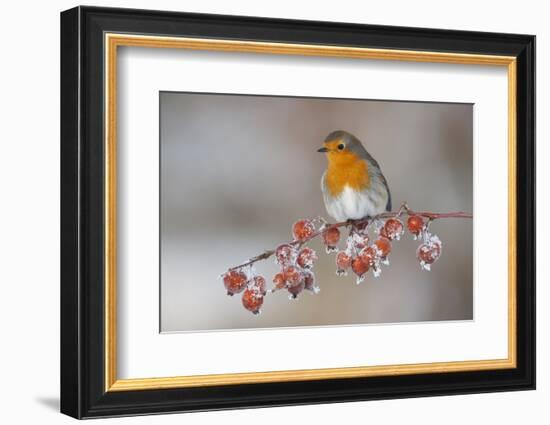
[
  {"left": 160, "top": 92, "right": 473, "bottom": 332},
  {"left": 61, "top": 8, "right": 535, "bottom": 417}
]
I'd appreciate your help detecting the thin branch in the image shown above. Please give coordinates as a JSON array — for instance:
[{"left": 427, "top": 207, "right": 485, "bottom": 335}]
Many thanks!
[
  {"left": 228, "top": 202, "right": 472, "bottom": 272},
  {"left": 229, "top": 249, "right": 275, "bottom": 271}
]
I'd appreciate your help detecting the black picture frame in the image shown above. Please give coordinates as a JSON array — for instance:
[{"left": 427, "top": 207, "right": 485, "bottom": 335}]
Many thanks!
[{"left": 61, "top": 5, "right": 535, "bottom": 419}]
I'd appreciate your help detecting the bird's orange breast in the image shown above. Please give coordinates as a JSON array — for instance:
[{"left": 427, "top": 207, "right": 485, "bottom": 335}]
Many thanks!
[{"left": 325, "top": 151, "right": 370, "bottom": 197}]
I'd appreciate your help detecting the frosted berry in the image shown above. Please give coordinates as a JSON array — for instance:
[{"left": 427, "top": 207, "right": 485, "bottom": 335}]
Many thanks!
[
  {"left": 272, "top": 272, "right": 286, "bottom": 290},
  {"left": 417, "top": 243, "right": 441, "bottom": 264},
  {"left": 287, "top": 280, "right": 305, "bottom": 299},
  {"left": 336, "top": 251, "right": 352, "bottom": 276},
  {"left": 242, "top": 288, "right": 263, "bottom": 314},
  {"left": 323, "top": 227, "right": 341, "bottom": 252},
  {"left": 407, "top": 215, "right": 424, "bottom": 236},
  {"left": 292, "top": 219, "right": 315, "bottom": 242},
  {"left": 351, "top": 256, "right": 369, "bottom": 279},
  {"left": 275, "top": 244, "right": 295, "bottom": 266},
  {"left": 223, "top": 270, "right": 248, "bottom": 295},
  {"left": 360, "top": 245, "right": 384, "bottom": 277},
  {"left": 374, "top": 237, "right": 392, "bottom": 258},
  {"left": 303, "top": 270, "right": 320, "bottom": 293},
  {"left": 417, "top": 236, "right": 442, "bottom": 270},
  {"left": 283, "top": 266, "right": 303, "bottom": 287},
  {"left": 297, "top": 247, "right": 318, "bottom": 269},
  {"left": 384, "top": 218, "right": 404, "bottom": 241},
  {"left": 359, "top": 246, "right": 377, "bottom": 267},
  {"left": 251, "top": 275, "right": 267, "bottom": 295}
]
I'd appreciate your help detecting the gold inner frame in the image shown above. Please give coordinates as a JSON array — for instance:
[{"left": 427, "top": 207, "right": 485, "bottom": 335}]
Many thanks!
[{"left": 104, "top": 33, "right": 517, "bottom": 392}]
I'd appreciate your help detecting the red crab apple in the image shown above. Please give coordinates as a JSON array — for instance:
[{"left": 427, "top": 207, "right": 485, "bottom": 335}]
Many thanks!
[
  {"left": 287, "top": 280, "right": 305, "bottom": 299},
  {"left": 297, "top": 247, "right": 318, "bottom": 269},
  {"left": 407, "top": 215, "right": 424, "bottom": 236},
  {"left": 272, "top": 272, "right": 286, "bottom": 290},
  {"left": 383, "top": 218, "right": 404, "bottom": 240},
  {"left": 223, "top": 270, "right": 247, "bottom": 295},
  {"left": 374, "top": 237, "right": 392, "bottom": 258},
  {"left": 283, "top": 266, "right": 303, "bottom": 287},
  {"left": 323, "top": 227, "right": 341, "bottom": 252},
  {"left": 242, "top": 288, "right": 263, "bottom": 314},
  {"left": 351, "top": 256, "right": 369, "bottom": 281},
  {"left": 359, "top": 246, "right": 377, "bottom": 267},
  {"left": 417, "top": 237, "right": 442, "bottom": 270},
  {"left": 251, "top": 275, "right": 267, "bottom": 295},
  {"left": 336, "top": 251, "right": 352, "bottom": 276},
  {"left": 292, "top": 219, "right": 315, "bottom": 242},
  {"left": 303, "top": 270, "right": 319, "bottom": 293},
  {"left": 275, "top": 244, "right": 295, "bottom": 266}
]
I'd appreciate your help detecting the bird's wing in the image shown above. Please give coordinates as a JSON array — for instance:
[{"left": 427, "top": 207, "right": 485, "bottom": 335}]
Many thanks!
[
  {"left": 363, "top": 154, "right": 392, "bottom": 212},
  {"left": 381, "top": 173, "right": 392, "bottom": 211}
]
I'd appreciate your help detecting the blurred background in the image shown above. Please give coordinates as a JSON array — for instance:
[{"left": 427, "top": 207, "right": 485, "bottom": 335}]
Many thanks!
[{"left": 160, "top": 92, "right": 473, "bottom": 332}]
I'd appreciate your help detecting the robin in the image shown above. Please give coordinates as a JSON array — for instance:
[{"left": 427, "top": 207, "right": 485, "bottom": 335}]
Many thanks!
[{"left": 318, "top": 130, "right": 392, "bottom": 222}]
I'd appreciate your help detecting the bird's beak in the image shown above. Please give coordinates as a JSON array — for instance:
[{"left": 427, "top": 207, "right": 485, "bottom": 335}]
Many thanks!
[{"left": 317, "top": 147, "right": 329, "bottom": 153}]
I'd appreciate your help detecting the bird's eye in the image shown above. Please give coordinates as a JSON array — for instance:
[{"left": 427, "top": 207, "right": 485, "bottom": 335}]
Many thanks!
[{"left": 337, "top": 143, "right": 345, "bottom": 150}]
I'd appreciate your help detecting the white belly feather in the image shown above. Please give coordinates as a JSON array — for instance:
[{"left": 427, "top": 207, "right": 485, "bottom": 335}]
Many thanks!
[{"left": 321, "top": 173, "right": 389, "bottom": 222}]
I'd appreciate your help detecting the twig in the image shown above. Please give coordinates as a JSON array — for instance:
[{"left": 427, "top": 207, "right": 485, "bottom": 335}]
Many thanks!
[
  {"left": 229, "top": 250, "right": 275, "bottom": 271},
  {"left": 228, "top": 202, "right": 471, "bottom": 271}
]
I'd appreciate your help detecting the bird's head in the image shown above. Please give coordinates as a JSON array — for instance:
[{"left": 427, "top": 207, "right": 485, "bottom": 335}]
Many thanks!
[{"left": 317, "top": 130, "right": 366, "bottom": 167}]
